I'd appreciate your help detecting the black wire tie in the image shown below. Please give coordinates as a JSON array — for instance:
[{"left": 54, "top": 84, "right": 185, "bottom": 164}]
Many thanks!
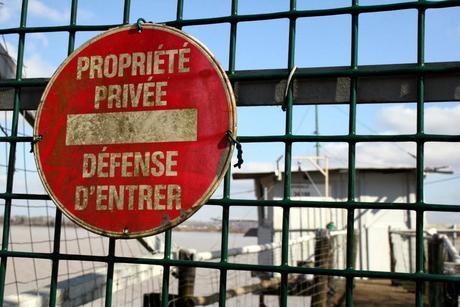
[
  {"left": 136, "top": 18, "right": 147, "bottom": 32},
  {"left": 226, "top": 130, "right": 244, "bottom": 169},
  {"left": 30, "top": 135, "right": 42, "bottom": 153},
  {"left": 282, "top": 66, "right": 297, "bottom": 111}
]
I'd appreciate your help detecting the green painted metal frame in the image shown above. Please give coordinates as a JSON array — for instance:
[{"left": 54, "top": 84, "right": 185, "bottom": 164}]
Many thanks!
[{"left": 1, "top": 0, "right": 460, "bottom": 306}]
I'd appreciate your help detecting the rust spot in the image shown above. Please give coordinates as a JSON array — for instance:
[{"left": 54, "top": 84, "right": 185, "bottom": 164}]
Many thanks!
[{"left": 161, "top": 214, "right": 171, "bottom": 226}]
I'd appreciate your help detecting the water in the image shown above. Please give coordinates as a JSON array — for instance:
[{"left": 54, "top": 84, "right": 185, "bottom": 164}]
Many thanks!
[{"left": 3, "top": 225, "right": 275, "bottom": 306}]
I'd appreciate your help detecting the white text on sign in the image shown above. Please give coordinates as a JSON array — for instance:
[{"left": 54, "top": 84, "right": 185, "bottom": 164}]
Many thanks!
[
  {"left": 75, "top": 151, "right": 182, "bottom": 211},
  {"left": 70, "top": 44, "right": 193, "bottom": 214},
  {"left": 76, "top": 47, "right": 191, "bottom": 80}
]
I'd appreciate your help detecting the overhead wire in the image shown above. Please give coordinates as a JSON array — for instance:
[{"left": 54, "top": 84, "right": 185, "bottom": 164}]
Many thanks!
[
  {"left": 425, "top": 174, "right": 460, "bottom": 185},
  {"left": 332, "top": 105, "right": 417, "bottom": 160},
  {"left": 21, "top": 117, "right": 40, "bottom": 295}
]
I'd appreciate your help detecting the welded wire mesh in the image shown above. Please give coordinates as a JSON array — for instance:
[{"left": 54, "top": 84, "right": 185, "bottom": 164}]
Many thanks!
[{"left": 1, "top": 1, "right": 460, "bottom": 307}]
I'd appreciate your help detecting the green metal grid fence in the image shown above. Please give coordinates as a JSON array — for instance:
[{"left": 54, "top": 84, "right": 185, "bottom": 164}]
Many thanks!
[{"left": 1, "top": 0, "right": 460, "bottom": 306}]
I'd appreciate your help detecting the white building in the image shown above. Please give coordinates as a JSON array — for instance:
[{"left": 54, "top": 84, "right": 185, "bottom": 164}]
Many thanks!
[
  {"left": 0, "top": 43, "right": 15, "bottom": 79},
  {"left": 234, "top": 166, "right": 417, "bottom": 272}
]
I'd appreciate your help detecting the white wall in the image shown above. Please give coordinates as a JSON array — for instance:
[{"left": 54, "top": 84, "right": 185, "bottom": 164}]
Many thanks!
[{"left": 256, "top": 170, "right": 416, "bottom": 272}]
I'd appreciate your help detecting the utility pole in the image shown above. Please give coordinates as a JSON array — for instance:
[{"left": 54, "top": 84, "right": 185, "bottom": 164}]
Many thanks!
[{"left": 314, "top": 105, "right": 320, "bottom": 157}]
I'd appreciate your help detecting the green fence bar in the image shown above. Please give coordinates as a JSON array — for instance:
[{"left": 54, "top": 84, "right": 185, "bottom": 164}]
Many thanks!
[
  {"left": 161, "top": 229, "right": 172, "bottom": 307},
  {"left": 123, "top": 0, "right": 131, "bottom": 24},
  {"left": 48, "top": 210, "right": 62, "bottom": 307},
  {"left": 345, "top": 0, "right": 359, "bottom": 305},
  {"left": 0, "top": 0, "right": 29, "bottom": 303},
  {"left": 105, "top": 238, "right": 116, "bottom": 307},
  {"left": 415, "top": 3, "right": 426, "bottom": 306}
]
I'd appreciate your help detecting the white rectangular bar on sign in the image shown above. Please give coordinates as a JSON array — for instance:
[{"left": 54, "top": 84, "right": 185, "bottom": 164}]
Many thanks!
[{"left": 66, "top": 109, "right": 197, "bottom": 145}]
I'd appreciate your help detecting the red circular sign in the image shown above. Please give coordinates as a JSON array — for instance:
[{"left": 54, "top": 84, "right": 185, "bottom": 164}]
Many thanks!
[{"left": 34, "top": 24, "right": 236, "bottom": 238}]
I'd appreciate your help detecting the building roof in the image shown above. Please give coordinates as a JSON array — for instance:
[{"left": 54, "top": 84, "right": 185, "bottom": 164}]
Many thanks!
[{"left": 233, "top": 167, "right": 417, "bottom": 180}]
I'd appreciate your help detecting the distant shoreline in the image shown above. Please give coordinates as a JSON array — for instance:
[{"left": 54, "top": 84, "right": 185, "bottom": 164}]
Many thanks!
[
  {"left": 1, "top": 216, "right": 252, "bottom": 233},
  {"left": 2, "top": 223, "right": 247, "bottom": 233}
]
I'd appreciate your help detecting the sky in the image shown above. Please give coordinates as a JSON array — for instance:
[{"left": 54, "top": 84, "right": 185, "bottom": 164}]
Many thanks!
[{"left": 1, "top": 0, "right": 460, "bottom": 224}]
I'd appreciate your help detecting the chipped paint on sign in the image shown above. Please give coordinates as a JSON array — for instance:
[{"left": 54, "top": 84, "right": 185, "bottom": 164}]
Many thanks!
[
  {"left": 34, "top": 24, "right": 236, "bottom": 238},
  {"left": 66, "top": 109, "right": 197, "bottom": 145}
]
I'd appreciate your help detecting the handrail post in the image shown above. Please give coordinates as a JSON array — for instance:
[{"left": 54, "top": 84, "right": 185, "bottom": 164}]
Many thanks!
[
  {"left": 312, "top": 229, "right": 332, "bottom": 307},
  {"left": 178, "top": 249, "right": 196, "bottom": 306},
  {"left": 427, "top": 234, "right": 444, "bottom": 307}
]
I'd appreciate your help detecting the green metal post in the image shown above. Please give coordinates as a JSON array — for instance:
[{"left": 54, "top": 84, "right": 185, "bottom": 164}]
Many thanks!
[
  {"left": 415, "top": 3, "right": 426, "bottom": 306},
  {"left": 346, "top": 1, "right": 359, "bottom": 306},
  {"left": 104, "top": 238, "right": 116, "bottom": 307},
  {"left": 280, "top": 1, "right": 296, "bottom": 306},
  {"left": 176, "top": 0, "right": 184, "bottom": 28},
  {"left": 219, "top": 169, "right": 232, "bottom": 306},
  {"left": 219, "top": 1, "right": 238, "bottom": 303},
  {"left": 161, "top": 229, "right": 172, "bottom": 307},
  {"left": 49, "top": 210, "right": 62, "bottom": 307},
  {"left": 123, "top": 0, "right": 131, "bottom": 24},
  {"left": 0, "top": 0, "right": 28, "bottom": 302},
  {"left": 48, "top": 1, "right": 78, "bottom": 304},
  {"left": 315, "top": 105, "right": 320, "bottom": 157}
]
